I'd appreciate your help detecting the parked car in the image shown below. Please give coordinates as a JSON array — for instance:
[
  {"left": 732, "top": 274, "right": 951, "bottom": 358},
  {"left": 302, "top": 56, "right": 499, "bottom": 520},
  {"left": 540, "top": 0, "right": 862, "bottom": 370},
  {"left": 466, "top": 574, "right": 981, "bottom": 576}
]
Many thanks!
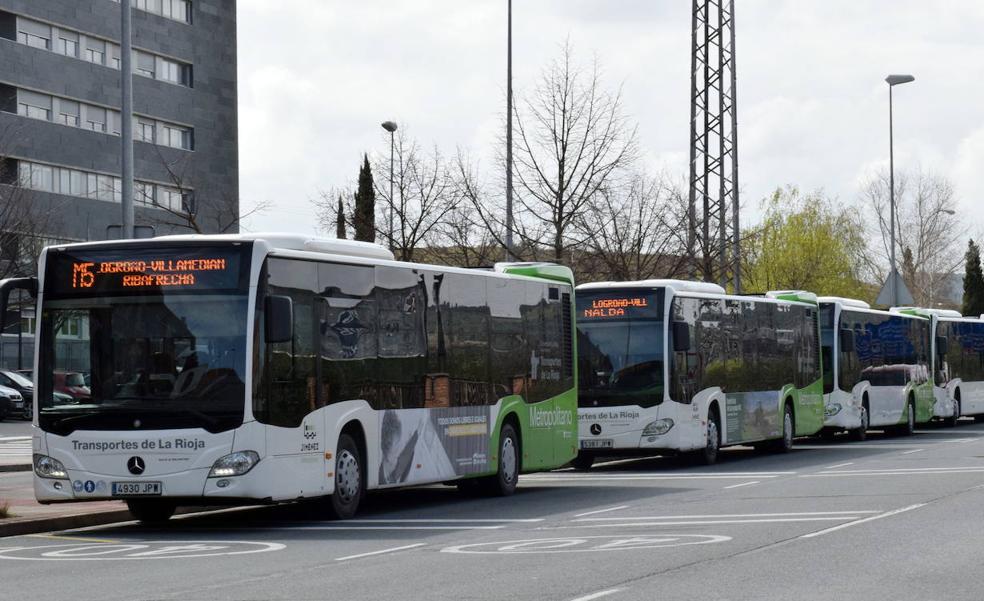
[
  {"left": 0, "top": 384, "right": 24, "bottom": 421},
  {"left": 54, "top": 371, "right": 91, "bottom": 400},
  {"left": 0, "top": 369, "right": 33, "bottom": 420}
]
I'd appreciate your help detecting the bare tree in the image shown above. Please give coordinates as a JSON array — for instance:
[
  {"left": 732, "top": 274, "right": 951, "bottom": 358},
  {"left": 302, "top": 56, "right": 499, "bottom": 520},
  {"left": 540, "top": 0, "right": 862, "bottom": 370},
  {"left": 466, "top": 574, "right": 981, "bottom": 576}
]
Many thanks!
[
  {"left": 508, "top": 41, "right": 638, "bottom": 262},
  {"left": 861, "top": 168, "right": 967, "bottom": 307},
  {"left": 573, "top": 172, "right": 691, "bottom": 283},
  {"left": 150, "top": 148, "right": 269, "bottom": 234}
]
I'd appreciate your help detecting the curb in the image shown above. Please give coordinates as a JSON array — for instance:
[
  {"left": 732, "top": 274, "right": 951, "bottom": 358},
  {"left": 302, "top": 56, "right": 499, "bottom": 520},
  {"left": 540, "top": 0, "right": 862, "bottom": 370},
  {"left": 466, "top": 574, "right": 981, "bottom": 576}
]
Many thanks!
[
  {"left": 0, "top": 509, "right": 135, "bottom": 538},
  {"left": 0, "top": 464, "right": 31, "bottom": 473}
]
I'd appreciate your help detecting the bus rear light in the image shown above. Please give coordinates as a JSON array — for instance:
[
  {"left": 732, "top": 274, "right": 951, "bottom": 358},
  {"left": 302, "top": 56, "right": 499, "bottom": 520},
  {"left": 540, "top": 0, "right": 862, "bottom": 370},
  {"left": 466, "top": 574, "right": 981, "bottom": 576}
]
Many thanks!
[
  {"left": 642, "top": 419, "right": 674, "bottom": 436},
  {"left": 208, "top": 451, "right": 260, "bottom": 478},
  {"left": 34, "top": 454, "right": 69, "bottom": 479}
]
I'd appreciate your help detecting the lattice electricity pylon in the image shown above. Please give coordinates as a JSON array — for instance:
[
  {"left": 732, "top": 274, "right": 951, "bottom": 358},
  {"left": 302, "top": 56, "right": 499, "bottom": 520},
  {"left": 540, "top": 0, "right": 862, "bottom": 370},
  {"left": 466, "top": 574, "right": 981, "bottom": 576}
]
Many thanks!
[{"left": 687, "top": 0, "right": 741, "bottom": 292}]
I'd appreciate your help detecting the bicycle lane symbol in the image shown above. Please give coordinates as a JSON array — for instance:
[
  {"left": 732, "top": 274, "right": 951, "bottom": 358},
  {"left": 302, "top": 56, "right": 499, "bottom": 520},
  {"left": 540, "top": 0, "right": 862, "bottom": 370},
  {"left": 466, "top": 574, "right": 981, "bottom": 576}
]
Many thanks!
[{"left": 442, "top": 534, "right": 731, "bottom": 554}]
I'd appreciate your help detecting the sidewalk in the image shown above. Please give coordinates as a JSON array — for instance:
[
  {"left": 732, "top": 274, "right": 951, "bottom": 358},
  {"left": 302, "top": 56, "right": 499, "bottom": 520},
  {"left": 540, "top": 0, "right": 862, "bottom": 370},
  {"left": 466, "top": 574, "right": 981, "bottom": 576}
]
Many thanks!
[{"left": 0, "top": 470, "right": 132, "bottom": 537}]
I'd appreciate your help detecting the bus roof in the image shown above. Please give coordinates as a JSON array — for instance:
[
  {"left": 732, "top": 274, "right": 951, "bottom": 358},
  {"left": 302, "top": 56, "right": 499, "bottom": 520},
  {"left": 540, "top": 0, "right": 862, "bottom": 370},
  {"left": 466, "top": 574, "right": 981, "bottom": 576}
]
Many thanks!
[
  {"left": 817, "top": 296, "right": 871, "bottom": 310},
  {"left": 577, "top": 279, "right": 726, "bottom": 295},
  {"left": 495, "top": 262, "right": 574, "bottom": 286},
  {"left": 766, "top": 290, "right": 818, "bottom": 305},
  {"left": 890, "top": 306, "right": 963, "bottom": 319}
]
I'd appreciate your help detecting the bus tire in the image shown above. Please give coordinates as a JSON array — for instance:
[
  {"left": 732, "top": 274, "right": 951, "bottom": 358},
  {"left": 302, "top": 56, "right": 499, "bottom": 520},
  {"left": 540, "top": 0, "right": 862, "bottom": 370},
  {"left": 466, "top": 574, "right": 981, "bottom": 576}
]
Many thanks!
[
  {"left": 850, "top": 403, "right": 869, "bottom": 442},
  {"left": 945, "top": 397, "right": 960, "bottom": 427},
  {"left": 127, "top": 499, "right": 175, "bottom": 524},
  {"left": 975, "top": 414, "right": 984, "bottom": 424},
  {"left": 697, "top": 410, "right": 720, "bottom": 465},
  {"left": 773, "top": 402, "right": 794, "bottom": 453},
  {"left": 571, "top": 453, "right": 595, "bottom": 471},
  {"left": 896, "top": 398, "right": 916, "bottom": 437},
  {"left": 328, "top": 433, "right": 364, "bottom": 520},
  {"left": 482, "top": 422, "right": 520, "bottom": 496}
]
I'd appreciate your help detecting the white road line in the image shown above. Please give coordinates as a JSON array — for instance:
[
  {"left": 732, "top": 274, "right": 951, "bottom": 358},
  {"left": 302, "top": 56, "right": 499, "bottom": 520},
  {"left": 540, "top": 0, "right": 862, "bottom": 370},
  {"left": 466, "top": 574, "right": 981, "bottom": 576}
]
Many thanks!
[
  {"left": 550, "top": 517, "right": 865, "bottom": 529},
  {"left": 526, "top": 473, "right": 792, "bottom": 482},
  {"left": 334, "top": 543, "right": 426, "bottom": 562},
  {"left": 286, "top": 525, "right": 508, "bottom": 531},
  {"left": 569, "top": 588, "right": 624, "bottom": 601},
  {"left": 795, "top": 444, "right": 924, "bottom": 450},
  {"left": 806, "top": 470, "right": 984, "bottom": 477},
  {"left": 530, "top": 471, "right": 795, "bottom": 477},
  {"left": 575, "top": 511, "right": 879, "bottom": 521},
  {"left": 723, "top": 481, "right": 760, "bottom": 490},
  {"left": 800, "top": 504, "right": 926, "bottom": 539},
  {"left": 0, "top": 436, "right": 30, "bottom": 441},
  {"left": 825, "top": 462, "right": 854, "bottom": 469},
  {"left": 902, "top": 449, "right": 924, "bottom": 455},
  {"left": 342, "top": 519, "right": 544, "bottom": 523},
  {"left": 574, "top": 506, "right": 630, "bottom": 518}
]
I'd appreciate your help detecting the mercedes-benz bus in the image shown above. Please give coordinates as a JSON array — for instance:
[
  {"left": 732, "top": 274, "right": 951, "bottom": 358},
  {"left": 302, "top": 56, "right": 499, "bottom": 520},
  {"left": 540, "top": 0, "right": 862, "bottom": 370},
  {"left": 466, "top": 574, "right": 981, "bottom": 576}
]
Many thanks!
[
  {"left": 574, "top": 280, "right": 823, "bottom": 467},
  {"left": 817, "top": 297, "right": 933, "bottom": 439},
  {"left": 1, "top": 234, "right": 577, "bottom": 522},
  {"left": 896, "top": 307, "right": 984, "bottom": 425}
]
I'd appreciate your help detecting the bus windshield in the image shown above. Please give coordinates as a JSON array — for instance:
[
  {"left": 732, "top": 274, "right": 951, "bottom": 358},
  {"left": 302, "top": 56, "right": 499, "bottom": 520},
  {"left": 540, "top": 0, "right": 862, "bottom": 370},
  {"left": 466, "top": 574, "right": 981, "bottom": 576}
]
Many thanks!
[
  {"left": 576, "top": 289, "right": 664, "bottom": 408},
  {"left": 36, "top": 243, "right": 252, "bottom": 435}
]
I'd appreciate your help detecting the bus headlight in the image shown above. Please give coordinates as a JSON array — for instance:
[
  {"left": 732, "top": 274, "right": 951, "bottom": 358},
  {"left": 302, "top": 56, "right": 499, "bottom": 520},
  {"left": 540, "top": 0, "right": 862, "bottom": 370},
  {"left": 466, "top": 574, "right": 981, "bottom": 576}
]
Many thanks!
[
  {"left": 825, "top": 403, "right": 842, "bottom": 417},
  {"left": 208, "top": 451, "right": 260, "bottom": 478},
  {"left": 642, "top": 419, "right": 674, "bottom": 436},
  {"left": 34, "top": 454, "right": 69, "bottom": 479}
]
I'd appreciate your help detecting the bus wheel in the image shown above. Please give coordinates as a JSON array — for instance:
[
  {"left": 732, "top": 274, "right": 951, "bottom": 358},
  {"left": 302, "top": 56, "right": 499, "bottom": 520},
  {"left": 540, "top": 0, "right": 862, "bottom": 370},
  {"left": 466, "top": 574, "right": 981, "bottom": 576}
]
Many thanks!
[
  {"left": 897, "top": 399, "right": 915, "bottom": 437},
  {"left": 850, "top": 404, "right": 869, "bottom": 442},
  {"left": 329, "top": 434, "right": 364, "bottom": 519},
  {"left": 975, "top": 415, "right": 984, "bottom": 424},
  {"left": 484, "top": 423, "right": 520, "bottom": 496},
  {"left": 774, "top": 403, "right": 794, "bottom": 453},
  {"left": 945, "top": 400, "right": 960, "bottom": 427},
  {"left": 698, "top": 414, "right": 720, "bottom": 465},
  {"left": 571, "top": 453, "right": 595, "bottom": 471},
  {"left": 127, "top": 499, "right": 175, "bottom": 524}
]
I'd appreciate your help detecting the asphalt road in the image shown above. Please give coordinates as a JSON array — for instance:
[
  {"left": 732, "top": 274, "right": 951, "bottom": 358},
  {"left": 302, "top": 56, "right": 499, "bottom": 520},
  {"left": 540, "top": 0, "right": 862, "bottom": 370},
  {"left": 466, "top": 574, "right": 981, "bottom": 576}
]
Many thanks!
[{"left": 4, "top": 421, "right": 984, "bottom": 601}]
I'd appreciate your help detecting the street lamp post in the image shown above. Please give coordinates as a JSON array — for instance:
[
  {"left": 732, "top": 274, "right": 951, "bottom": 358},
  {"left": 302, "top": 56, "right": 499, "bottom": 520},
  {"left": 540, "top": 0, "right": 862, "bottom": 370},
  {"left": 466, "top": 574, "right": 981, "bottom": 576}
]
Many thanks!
[
  {"left": 886, "top": 73, "right": 915, "bottom": 306},
  {"left": 505, "top": 0, "right": 514, "bottom": 260},
  {"left": 381, "top": 121, "right": 398, "bottom": 251}
]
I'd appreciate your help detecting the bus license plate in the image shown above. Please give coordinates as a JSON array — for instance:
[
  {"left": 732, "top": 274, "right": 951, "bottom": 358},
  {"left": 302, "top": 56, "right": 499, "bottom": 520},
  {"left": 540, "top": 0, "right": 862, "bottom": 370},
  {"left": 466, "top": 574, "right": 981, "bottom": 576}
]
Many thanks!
[
  {"left": 112, "top": 481, "right": 162, "bottom": 496},
  {"left": 581, "top": 439, "right": 613, "bottom": 449}
]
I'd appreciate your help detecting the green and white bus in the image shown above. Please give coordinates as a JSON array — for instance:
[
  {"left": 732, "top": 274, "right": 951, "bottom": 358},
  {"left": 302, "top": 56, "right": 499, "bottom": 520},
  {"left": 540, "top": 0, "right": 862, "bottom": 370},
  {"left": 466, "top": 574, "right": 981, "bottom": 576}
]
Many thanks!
[
  {"left": 896, "top": 307, "right": 984, "bottom": 425},
  {"left": 3, "top": 234, "right": 577, "bottom": 522},
  {"left": 817, "top": 297, "right": 933, "bottom": 438},
  {"left": 575, "top": 280, "right": 824, "bottom": 466}
]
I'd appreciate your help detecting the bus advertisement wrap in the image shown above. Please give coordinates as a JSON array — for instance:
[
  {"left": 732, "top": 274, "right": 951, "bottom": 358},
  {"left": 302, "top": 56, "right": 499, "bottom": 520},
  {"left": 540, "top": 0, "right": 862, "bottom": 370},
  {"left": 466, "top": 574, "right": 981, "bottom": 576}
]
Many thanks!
[{"left": 378, "top": 407, "right": 491, "bottom": 485}]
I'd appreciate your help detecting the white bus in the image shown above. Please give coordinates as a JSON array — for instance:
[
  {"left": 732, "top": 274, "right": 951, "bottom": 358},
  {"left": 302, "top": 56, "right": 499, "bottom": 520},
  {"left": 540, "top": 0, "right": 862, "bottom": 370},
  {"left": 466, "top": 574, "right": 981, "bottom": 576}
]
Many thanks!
[
  {"left": 897, "top": 307, "right": 984, "bottom": 424},
  {"left": 817, "top": 297, "right": 933, "bottom": 439},
  {"left": 574, "top": 280, "right": 824, "bottom": 466},
  {"left": 3, "top": 234, "right": 578, "bottom": 522}
]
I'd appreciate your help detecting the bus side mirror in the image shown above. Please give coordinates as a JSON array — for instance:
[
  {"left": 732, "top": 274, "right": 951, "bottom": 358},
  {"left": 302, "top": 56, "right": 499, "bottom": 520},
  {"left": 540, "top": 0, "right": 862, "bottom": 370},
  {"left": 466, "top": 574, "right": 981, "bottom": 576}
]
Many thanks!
[
  {"left": 839, "top": 329, "right": 855, "bottom": 351},
  {"left": 672, "top": 322, "right": 691, "bottom": 352},
  {"left": 937, "top": 336, "right": 949, "bottom": 355},
  {"left": 0, "top": 277, "right": 38, "bottom": 335},
  {"left": 264, "top": 295, "right": 293, "bottom": 343}
]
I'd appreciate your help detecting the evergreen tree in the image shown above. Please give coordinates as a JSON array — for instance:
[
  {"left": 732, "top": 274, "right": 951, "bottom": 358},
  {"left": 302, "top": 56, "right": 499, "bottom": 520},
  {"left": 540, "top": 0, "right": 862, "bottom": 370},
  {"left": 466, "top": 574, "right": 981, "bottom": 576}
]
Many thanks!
[
  {"left": 901, "top": 246, "right": 917, "bottom": 291},
  {"left": 963, "top": 239, "right": 984, "bottom": 316},
  {"left": 335, "top": 195, "right": 346, "bottom": 239},
  {"left": 353, "top": 154, "right": 376, "bottom": 242}
]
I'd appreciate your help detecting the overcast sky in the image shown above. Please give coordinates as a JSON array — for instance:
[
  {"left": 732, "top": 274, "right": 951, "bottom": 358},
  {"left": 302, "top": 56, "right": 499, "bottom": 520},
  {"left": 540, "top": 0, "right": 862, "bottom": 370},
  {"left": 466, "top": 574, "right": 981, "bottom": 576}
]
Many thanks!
[{"left": 236, "top": 0, "right": 984, "bottom": 238}]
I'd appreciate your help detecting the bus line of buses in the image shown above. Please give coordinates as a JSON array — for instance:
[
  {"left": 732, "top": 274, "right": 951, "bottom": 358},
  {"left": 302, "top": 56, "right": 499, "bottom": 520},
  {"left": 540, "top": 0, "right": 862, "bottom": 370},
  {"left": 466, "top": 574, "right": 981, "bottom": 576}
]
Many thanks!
[{"left": 2, "top": 234, "right": 982, "bottom": 522}]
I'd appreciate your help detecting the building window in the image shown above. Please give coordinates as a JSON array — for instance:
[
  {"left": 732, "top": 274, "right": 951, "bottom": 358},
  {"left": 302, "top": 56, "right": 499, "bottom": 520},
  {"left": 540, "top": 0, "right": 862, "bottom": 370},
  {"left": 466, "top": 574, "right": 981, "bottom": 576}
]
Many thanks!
[
  {"left": 58, "top": 34, "right": 79, "bottom": 58},
  {"left": 158, "top": 186, "right": 185, "bottom": 211},
  {"left": 84, "top": 38, "right": 106, "bottom": 66},
  {"left": 135, "top": 118, "right": 156, "bottom": 143},
  {"left": 84, "top": 106, "right": 107, "bottom": 133},
  {"left": 109, "top": 43, "right": 122, "bottom": 70},
  {"left": 135, "top": 50, "right": 156, "bottom": 78},
  {"left": 16, "top": 19, "right": 51, "bottom": 50},
  {"left": 57, "top": 99, "right": 80, "bottom": 127},
  {"left": 135, "top": 182, "right": 155, "bottom": 205},
  {"left": 17, "top": 90, "right": 52, "bottom": 122},
  {"left": 117, "top": 0, "right": 191, "bottom": 23},
  {"left": 162, "top": 125, "right": 192, "bottom": 150},
  {"left": 160, "top": 59, "right": 180, "bottom": 84}
]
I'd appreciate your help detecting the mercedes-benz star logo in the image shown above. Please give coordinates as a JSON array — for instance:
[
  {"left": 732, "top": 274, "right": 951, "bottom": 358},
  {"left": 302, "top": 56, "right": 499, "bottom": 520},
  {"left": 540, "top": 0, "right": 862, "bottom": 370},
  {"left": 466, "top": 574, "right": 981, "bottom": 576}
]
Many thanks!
[
  {"left": 590, "top": 423, "right": 602, "bottom": 436},
  {"left": 127, "top": 456, "right": 146, "bottom": 475}
]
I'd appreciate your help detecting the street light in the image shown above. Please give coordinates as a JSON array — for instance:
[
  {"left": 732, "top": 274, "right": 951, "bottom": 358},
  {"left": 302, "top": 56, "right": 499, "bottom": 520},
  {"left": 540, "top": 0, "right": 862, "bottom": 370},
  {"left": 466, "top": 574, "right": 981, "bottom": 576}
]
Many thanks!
[
  {"left": 505, "top": 0, "right": 514, "bottom": 260},
  {"left": 886, "top": 73, "right": 915, "bottom": 306},
  {"left": 381, "top": 120, "right": 398, "bottom": 251}
]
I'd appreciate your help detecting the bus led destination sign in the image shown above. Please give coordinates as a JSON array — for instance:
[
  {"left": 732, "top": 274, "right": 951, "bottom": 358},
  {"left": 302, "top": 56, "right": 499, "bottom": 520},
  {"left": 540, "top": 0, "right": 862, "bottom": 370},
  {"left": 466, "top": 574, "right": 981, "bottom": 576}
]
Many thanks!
[
  {"left": 73, "top": 258, "right": 230, "bottom": 289},
  {"left": 47, "top": 246, "right": 246, "bottom": 297},
  {"left": 582, "top": 297, "right": 649, "bottom": 318}
]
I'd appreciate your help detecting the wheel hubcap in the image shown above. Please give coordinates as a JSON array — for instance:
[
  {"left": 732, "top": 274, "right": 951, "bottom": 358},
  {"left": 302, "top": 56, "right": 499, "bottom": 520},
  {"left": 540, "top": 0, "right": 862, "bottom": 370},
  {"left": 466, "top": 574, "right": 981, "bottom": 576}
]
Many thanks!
[
  {"left": 909, "top": 404, "right": 914, "bottom": 429},
  {"left": 335, "top": 450, "right": 360, "bottom": 504},
  {"left": 861, "top": 407, "right": 868, "bottom": 430},
  {"left": 707, "top": 421, "right": 718, "bottom": 454},
  {"left": 501, "top": 437, "right": 517, "bottom": 484},
  {"left": 784, "top": 412, "right": 793, "bottom": 445}
]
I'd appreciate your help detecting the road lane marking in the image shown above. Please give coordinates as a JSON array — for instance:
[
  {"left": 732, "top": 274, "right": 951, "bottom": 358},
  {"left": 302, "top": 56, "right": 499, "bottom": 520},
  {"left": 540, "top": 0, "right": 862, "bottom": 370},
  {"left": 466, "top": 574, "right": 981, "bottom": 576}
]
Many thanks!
[
  {"left": 526, "top": 472, "right": 794, "bottom": 482},
  {"left": 569, "top": 588, "right": 624, "bottom": 601},
  {"left": 0, "top": 436, "right": 30, "bottom": 441},
  {"left": 549, "top": 517, "right": 865, "bottom": 528},
  {"left": 342, "top": 519, "right": 544, "bottom": 523},
  {"left": 26, "top": 534, "right": 119, "bottom": 543},
  {"left": 902, "top": 449, "right": 924, "bottom": 455},
  {"left": 723, "top": 481, "right": 759, "bottom": 489},
  {"left": 825, "top": 462, "right": 854, "bottom": 469},
  {"left": 574, "top": 506, "right": 630, "bottom": 518},
  {"left": 805, "top": 466, "right": 984, "bottom": 477},
  {"left": 799, "top": 504, "right": 926, "bottom": 539},
  {"left": 574, "top": 511, "right": 879, "bottom": 521},
  {"left": 264, "top": 525, "right": 508, "bottom": 531},
  {"left": 443, "top": 534, "right": 731, "bottom": 554},
  {"left": 334, "top": 543, "right": 425, "bottom": 562}
]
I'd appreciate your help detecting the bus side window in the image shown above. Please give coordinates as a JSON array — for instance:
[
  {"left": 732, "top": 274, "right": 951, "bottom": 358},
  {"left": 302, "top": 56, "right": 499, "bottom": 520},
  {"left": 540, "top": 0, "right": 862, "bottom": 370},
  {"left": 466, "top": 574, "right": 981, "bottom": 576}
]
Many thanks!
[{"left": 318, "top": 263, "right": 376, "bottom": 408}]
